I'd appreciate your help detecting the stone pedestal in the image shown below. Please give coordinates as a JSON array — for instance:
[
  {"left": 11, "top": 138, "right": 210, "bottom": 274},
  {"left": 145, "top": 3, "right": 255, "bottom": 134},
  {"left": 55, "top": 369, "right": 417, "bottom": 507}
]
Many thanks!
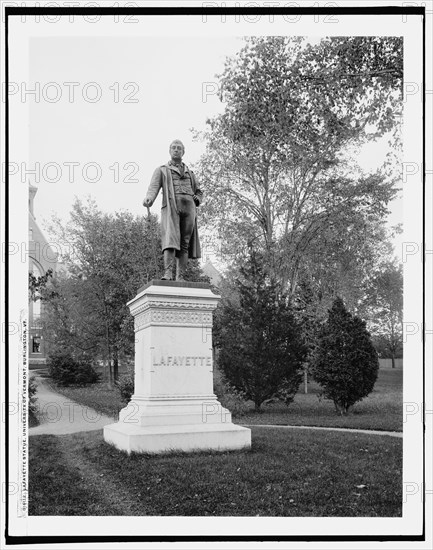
[{"left": 103, "top": 281, "right": 251, "bottom": 454}]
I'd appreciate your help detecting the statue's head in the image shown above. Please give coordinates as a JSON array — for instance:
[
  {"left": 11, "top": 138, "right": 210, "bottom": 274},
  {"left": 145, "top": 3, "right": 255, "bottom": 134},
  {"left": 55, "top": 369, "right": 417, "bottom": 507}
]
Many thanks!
[{"left": 169, "top": 139, "right": 185, "bottom": 162}]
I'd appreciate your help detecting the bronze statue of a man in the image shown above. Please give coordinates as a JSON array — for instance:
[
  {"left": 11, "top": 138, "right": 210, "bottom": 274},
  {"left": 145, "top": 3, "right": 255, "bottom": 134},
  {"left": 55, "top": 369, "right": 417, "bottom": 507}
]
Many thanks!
[{"left": 143, "top": 140, "right": 203, "bottom": 281}]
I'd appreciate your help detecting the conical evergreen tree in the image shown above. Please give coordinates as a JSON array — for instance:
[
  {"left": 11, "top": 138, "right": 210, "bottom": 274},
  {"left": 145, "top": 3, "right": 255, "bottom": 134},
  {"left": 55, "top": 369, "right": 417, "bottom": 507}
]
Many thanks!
[
  {"left": 312, "top": 297, "right": 379, "bottom": 415},
  {"left": 215, "top": 250, "right": 306, "bottom": 411}
]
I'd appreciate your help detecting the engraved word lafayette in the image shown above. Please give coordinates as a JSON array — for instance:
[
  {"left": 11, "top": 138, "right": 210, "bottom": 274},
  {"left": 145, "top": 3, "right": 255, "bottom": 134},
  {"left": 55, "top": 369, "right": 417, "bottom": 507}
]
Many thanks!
[
  {"left": 143, "top": 139, "right": 203, "bottom": 281},
  {"left": 152, "top": 355, "right": 213, "bottom": 367}
]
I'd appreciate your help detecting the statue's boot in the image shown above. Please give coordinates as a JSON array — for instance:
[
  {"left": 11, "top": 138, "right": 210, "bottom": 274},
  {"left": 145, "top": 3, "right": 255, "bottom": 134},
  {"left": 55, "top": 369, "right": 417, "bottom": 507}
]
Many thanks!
[
  {"left": 175, "top": 251, "right": 188, "bottom": 281},
  {"left": 161, "top": 249, "right": 175, "bottom": 280}
]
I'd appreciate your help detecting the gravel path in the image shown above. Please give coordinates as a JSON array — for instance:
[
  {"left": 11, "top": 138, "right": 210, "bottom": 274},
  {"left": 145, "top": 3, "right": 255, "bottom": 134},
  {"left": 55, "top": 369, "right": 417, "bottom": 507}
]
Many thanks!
[
  {"left": 243, "top": 424, "right": 403, "bottom": 438},
  {"left": 29, "top": 372, "right": 115, "bottom": 436}
]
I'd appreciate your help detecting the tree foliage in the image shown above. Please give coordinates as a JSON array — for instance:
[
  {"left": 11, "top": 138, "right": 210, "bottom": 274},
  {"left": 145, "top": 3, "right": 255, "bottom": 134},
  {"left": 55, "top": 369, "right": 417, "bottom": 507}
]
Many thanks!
[
  {"left": 312, "top": 297, "right": 379, "bottom": 415},
  {"left": 116, "top": 369, "right": 135, "bottom": 403},
  {"left": 214, "top": 250, "right": 307, "bottom": 411},
  {"left": 28, "top": 377, "right": 38, "bottom": 416},
  {"left": 45, "top": 199, "right": 162, "bottom": 384},
  {"left": 182, "top": 258, "right": 211, "bottom": 284},
  {"left": 43, "top": 198, "right": 210, "bottom": 386},
  {"left": 195, "top": 36, "right": 401, "bottom": 310},
  {"left": 295, "top": 36, "right": 402, "bottom": 137},
  {"left": 366, "top": 262, "right": 403, "bottom": 366},
  {"left": 47, "top": 351, "right": 101, "bottom": 387},
  {"left": 29, "top": 268, "right": 54, "bottom": 302},
  {"left": 40, "top": 272, "right": 106, "bottom": 362}
]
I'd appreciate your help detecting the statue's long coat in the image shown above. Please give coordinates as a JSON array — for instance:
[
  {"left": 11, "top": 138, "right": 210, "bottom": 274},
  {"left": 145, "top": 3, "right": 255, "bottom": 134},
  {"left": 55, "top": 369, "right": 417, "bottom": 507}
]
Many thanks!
[{"left": 146, "top": 164, "right": 202, "bottom": 259}]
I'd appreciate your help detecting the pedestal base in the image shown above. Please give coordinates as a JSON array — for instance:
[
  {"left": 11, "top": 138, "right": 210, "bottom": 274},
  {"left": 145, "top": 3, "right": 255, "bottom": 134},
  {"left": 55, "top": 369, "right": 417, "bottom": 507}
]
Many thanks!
[
  {"left": 103, "top": 421, "right": 251, "bottom": 455},
  {"left": 103, "top": 281, "right": 252, "bottom": 455}
]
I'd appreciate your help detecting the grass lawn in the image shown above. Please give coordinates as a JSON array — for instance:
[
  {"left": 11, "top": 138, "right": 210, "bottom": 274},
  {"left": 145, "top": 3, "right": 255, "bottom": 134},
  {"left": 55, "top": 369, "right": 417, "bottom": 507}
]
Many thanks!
[
  {"left": 29, "top": 427, "right": 402, "bottom": 517},
  {"left": 242, "top": 369, "right": 403, "bottom": 432},
  {"left": 43, "top": 375, "right": 123, "bottom": 420},
  {"left": 45, "top": 368, "right": 403, "bottom": 432}
]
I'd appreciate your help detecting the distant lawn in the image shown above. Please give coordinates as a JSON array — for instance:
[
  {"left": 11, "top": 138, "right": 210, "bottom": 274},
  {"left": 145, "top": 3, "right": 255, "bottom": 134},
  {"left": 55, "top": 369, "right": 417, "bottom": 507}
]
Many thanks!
[
  {"left": 29, "top": 427, "right": 402, "bottom": 517},
  {"left": 242, "top": 369, "right": 403, "bottom": 432},
  {"left": 44, "top": 378, "right": 122, "bottom": 420},
  {"left": 46, "top": 369, "right": 402, "bottom": 432}
]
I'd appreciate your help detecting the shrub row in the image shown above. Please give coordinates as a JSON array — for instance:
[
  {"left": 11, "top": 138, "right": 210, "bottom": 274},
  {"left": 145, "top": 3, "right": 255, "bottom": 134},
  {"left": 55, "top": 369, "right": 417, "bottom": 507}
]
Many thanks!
[{"left": 47, "top": 352, "right": 101, "bottom": 386}]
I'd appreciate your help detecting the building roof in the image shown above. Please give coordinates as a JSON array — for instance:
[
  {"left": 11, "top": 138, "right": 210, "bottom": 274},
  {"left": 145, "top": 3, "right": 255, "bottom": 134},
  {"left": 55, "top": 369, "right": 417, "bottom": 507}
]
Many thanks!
[
  {"left": 29, "top": 184, "right": 58, "bottom": 273},
  {"left": 202, "top": 259, "right": 222, "bottom": 287}
]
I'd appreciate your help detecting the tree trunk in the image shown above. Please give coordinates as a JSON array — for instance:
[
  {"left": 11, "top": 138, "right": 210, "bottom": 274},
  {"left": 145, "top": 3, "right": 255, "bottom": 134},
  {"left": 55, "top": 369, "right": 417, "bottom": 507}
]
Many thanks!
[
  {"left": 391, "top": 353, "right": 396, "bottom": 369},
  {"left": 304, "top": 368, "right": 308, "bottom": 394},
  {"left": 106, "top": 359, "right": 113, "bottom": 389},
  {"left": 103, "top": 312, "right": 113, "bottom": 389},
  {"left": 334, "top": 401, "right": 345, "bottom": 415},
  {"left": 113, "top": 349, "right": 119, "bottom": 381}
]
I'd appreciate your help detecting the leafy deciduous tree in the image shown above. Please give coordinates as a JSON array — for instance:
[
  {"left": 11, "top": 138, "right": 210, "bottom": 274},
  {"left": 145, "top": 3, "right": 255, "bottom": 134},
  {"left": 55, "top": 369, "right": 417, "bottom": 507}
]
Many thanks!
[
  {"left": 366, "top": 263, "right": 403, "bottom": 367},
  {"left": 29, "top": 268, "right": 54, "bottom": 301},
  {"left": 46, "top": 199, "right": 163, "bottom": 385},
  {"left": 195, "top": 36, "right": 400, "bottom": 305},
  {"left": 44, "top": 198, "right": 210, "bottom": 386}
]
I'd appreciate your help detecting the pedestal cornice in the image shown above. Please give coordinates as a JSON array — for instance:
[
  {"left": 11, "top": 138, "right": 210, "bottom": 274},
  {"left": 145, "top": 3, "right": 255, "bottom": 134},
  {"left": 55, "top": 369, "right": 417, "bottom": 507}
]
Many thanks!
[{"left": 128, "top": 283, "right": 220, "bottom": 332}]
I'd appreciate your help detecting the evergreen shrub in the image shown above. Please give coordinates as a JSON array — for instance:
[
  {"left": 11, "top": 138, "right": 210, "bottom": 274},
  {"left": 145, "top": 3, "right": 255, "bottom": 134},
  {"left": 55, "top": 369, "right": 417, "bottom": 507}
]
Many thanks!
[
  {"left": 47, "top": 351, "right": 101, "bottom": 386},
  {"left": 312, "top": 297, "right": 379, "bottom": 415}
]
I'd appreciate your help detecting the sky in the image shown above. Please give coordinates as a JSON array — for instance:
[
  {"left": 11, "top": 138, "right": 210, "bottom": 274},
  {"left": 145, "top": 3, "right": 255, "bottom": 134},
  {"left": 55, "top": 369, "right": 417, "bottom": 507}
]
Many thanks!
[
  {"left": 26, "top": 35, "right": 402, "bottom": 264},
  {"left": 28, "top": 36, "right": 242, "bottom": 228}
]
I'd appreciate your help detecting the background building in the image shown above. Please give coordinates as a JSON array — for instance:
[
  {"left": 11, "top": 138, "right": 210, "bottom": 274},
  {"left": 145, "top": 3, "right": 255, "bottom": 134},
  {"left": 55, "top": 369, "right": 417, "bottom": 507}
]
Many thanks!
[
  {"left": 29, "top": 184, "right": 58, "bottom": 368},
  {"left": 202, "top": 258, "right": 222, "bottom": 288}
]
